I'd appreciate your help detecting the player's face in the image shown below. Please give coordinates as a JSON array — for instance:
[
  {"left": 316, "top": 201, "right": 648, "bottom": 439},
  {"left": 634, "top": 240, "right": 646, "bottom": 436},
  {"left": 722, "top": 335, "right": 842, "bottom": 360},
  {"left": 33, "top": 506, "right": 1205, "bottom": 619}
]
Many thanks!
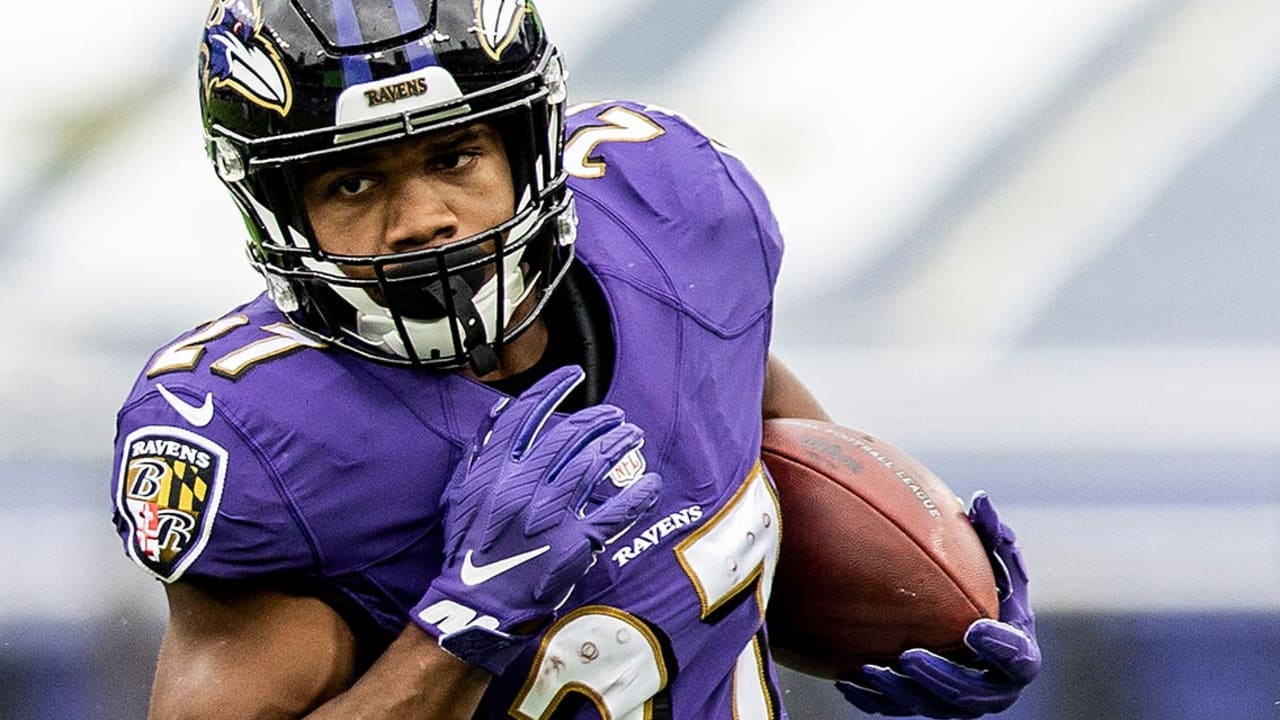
[{"left": 299, "top": 123, "right": 515, "bottom": 269}]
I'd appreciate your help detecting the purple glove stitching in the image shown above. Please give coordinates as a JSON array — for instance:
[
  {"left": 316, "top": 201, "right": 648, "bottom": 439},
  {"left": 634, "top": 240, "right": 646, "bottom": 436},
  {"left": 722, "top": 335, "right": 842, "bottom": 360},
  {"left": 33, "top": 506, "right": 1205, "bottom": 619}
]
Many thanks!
[{"left": 412, "top": 366, "right": 662, "bottom": 673}]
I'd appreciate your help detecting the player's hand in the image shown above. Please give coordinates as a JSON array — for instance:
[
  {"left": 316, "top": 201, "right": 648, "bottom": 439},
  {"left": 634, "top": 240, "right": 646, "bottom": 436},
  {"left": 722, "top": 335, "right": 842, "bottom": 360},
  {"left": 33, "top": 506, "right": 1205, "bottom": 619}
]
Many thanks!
[
  {"left": 837, "top": 491, "right": 1041, "bottom": 718},
  {"left": 412, "top": 365, "right": 662, "bottom": 674}
]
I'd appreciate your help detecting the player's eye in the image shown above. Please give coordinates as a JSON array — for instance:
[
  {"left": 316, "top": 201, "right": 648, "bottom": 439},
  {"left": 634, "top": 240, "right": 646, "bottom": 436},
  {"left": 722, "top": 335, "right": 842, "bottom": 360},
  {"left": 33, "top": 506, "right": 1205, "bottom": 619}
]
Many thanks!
[
  {"left": 429, "top": 150, "right": 479, "bottom": 172},
  {"left": 331, "top": 176, "right": 376, "bottom": 197}
]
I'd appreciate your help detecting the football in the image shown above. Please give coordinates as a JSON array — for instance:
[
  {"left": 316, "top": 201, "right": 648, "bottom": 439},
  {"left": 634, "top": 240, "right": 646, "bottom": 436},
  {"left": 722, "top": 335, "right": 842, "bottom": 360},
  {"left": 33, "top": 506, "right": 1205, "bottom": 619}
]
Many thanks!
[{"left": 762, "top": 418, "right": 999, "bottom": 679}]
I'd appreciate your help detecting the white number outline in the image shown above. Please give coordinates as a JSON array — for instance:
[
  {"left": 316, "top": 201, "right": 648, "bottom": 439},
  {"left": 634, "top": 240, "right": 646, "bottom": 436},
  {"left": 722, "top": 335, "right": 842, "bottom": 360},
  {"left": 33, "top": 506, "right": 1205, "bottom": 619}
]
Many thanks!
[
  {"left": 674, "top": 461, "right": 781, "bottom": 620},
  {"left": 209, "top": 323, "right": 326, "bottom": 379},
  {"left": 513, "top": 463, "right": 782, "bottom": 719},
  {"left": 733, "top": 633, "right": 775, "bottom": 720},
  {"left": 511, "top": 605, "right": 669, "bottom": 720},
  {"left": 564, "top": 105, "right": 667, "bottom": 180},
  {"left": 147, "top": 316, "right": 327, "bottom": 380},
  {"left": 147, "top": 315, "right": 250, "bottom": 378}
]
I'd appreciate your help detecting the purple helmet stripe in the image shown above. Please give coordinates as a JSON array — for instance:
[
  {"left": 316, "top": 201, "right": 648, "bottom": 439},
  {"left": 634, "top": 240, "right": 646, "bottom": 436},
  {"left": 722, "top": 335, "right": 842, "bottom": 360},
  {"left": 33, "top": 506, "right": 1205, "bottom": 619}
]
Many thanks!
[
  {"left": 392, "top": 0, "right": 439, "bottom": 70},
  {"left": 331, "top": 0, "right": 372, "bottom": 85}
]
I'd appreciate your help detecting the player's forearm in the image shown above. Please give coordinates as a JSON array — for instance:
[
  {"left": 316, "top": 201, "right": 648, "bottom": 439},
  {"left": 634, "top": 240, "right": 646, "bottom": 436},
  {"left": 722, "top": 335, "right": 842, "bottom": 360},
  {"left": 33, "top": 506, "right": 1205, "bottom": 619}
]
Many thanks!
[{"left": 306, "top": 625, "right": 489, "bottom": 720}]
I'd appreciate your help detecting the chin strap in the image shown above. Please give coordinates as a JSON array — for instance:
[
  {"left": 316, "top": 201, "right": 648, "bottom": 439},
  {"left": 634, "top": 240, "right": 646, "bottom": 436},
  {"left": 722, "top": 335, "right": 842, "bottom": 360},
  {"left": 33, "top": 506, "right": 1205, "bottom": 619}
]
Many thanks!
[
  {"left": 468, "top": 344, "right": 500, "bottom": 376},
  {"left": 420, "top": 274, "right": 500, "bottom": 375}
]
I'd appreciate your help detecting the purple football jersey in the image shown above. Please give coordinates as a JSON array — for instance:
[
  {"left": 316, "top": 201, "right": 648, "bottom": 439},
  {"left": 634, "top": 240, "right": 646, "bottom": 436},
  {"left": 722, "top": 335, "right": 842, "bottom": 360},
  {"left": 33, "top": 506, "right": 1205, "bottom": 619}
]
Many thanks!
[{"left": 111, "top": 102, "right": 787, "bottom": 719}]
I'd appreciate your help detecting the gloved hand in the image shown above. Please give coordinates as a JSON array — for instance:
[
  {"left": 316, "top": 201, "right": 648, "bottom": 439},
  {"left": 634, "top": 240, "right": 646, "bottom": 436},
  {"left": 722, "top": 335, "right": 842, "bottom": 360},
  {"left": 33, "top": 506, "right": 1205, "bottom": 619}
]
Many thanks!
[
  {"left": 412, "top": 366, "right": 663, "bottom": 674},
  {"left": 837, "top": 491, "right": 1041, "bottom": 718}
]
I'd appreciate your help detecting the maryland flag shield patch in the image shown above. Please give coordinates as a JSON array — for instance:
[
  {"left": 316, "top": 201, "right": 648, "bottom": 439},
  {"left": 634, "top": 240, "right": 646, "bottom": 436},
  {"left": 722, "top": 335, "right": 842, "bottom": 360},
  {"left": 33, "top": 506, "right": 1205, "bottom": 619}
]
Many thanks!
[{"left": 116, "top": 426, "right": 228, "bottom": 582}]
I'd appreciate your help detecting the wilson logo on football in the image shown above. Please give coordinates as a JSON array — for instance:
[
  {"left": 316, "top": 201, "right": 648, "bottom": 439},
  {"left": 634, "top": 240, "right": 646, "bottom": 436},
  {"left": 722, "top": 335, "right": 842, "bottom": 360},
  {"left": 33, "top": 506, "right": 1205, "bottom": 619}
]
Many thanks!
[{"left": 116, "top": 427, "right": 228, "bottom": 582}]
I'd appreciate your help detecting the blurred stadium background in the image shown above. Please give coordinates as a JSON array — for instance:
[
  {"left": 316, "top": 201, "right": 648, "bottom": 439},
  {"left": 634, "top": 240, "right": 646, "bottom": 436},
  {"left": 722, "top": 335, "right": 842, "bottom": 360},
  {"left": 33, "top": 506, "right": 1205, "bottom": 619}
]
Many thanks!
[{"left": 2, "top": 0, "right": 1277, "bottom": 717}]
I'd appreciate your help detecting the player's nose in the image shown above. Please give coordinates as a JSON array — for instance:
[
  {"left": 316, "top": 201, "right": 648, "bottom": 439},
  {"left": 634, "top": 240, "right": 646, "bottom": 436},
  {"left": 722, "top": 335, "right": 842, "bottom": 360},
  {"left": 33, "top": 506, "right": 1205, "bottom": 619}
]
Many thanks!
[{"left": 383, "top": 176, "right": 458, "bottom": 253}]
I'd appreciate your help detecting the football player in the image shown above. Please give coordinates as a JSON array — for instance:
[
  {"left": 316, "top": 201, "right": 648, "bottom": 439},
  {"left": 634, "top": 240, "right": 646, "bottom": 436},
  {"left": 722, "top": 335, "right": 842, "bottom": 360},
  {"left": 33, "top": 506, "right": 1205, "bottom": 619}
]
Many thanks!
[{"left": 110, "top": 0, "right": 1040, "bottom": 717}]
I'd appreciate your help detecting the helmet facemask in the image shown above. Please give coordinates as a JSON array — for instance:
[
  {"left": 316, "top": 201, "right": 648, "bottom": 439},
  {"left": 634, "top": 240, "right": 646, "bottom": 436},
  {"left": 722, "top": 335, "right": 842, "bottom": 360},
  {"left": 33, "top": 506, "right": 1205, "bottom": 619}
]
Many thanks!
[{"left": 202, "top": 2, "right": 575, "bottom": 372}]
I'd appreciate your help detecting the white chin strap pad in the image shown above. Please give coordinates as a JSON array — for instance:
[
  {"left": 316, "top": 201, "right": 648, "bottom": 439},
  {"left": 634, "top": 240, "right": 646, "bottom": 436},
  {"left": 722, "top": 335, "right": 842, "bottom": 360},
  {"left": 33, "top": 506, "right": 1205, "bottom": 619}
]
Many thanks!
[{"left": 316, "top": 247, "right": 532, "bottom": 360}]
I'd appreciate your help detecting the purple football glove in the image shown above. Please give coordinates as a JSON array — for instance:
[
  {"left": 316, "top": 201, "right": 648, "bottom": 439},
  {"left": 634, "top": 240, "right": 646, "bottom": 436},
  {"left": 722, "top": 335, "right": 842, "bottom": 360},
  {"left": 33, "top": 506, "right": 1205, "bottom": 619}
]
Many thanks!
[
  {"left": 412, "top": 366, "right": 662, "bottom": 674},
  {"left": 837, "top": 491, "right": 1040, "bottom": 718}
]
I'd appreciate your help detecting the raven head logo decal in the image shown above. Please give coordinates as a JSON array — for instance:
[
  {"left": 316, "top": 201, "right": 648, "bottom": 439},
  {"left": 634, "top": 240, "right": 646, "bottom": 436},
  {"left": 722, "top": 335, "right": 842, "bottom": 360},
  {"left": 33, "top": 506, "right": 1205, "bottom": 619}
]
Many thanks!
[
  {"left": 201, "top": 0, "right": 293, "bottom": 116},
  {"left": 475, "top": 0, "right": 527, "bottom": 62}
]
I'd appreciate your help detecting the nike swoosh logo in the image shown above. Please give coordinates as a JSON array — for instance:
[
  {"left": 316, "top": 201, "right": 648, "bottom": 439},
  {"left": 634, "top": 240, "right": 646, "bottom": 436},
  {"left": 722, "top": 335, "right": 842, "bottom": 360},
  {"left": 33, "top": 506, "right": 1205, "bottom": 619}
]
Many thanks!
[
  {"left": 156, "top": 384, "right": 215, "bottom": 428},
  {"left": 460, "top": 545, "right": 552, "bottom": 586}
]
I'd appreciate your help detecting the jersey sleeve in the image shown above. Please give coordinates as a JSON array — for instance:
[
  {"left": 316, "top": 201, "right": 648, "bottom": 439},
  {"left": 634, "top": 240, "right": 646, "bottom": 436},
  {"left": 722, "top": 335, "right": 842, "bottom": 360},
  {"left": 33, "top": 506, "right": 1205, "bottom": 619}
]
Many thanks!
[
  {"left": 716, "top": 144, "right": 786, "bottom": 296},
  {"left": 566, "top": 101, "right": 786, "bottom": 338},
  {"left": 111, "top": 384, "right": 316, "bottom": 584}
]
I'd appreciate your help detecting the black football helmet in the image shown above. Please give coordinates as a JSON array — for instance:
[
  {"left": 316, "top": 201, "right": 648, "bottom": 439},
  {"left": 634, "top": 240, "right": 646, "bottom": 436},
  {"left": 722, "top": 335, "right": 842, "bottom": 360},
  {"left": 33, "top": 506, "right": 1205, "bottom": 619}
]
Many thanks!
[{"left": 198, "top": 0, "right": 575, "bottom": 372}]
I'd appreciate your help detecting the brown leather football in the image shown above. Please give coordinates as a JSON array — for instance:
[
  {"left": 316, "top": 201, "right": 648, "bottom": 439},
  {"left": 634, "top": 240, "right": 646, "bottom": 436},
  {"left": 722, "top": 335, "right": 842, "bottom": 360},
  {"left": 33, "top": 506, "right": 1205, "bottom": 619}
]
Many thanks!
[{"left": 762, "top": 418, "right": 998, "bottom": 679}]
